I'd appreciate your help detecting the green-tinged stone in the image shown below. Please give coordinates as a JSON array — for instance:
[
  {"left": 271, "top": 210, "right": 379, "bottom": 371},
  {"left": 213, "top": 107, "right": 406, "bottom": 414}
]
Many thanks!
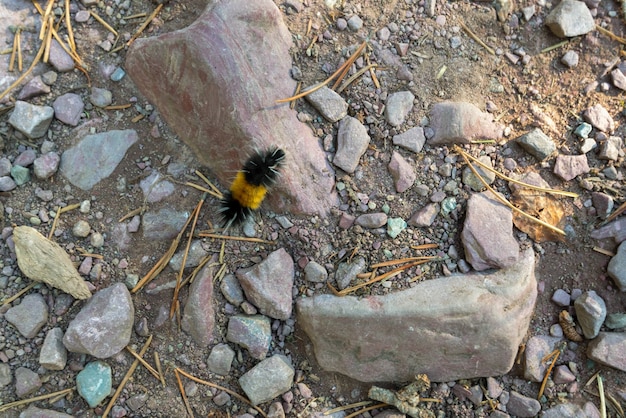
[
  {"left": 11, "top": 165, "right": 30, "bottom": 186},
  {"left": 382, "top": 203, "right": 390, "bottom": 214},
  {"left": 386, "top": 217, "right": 407, "bottom": 238},
  {"left": 440, "top": 197, "right": 457, "bottom": 216},
  {"left": 76, "top": 361, "right": 112, "bottom": 408},
  {"left": 605, "top": 313, "right": 626, "bottom": 329}
]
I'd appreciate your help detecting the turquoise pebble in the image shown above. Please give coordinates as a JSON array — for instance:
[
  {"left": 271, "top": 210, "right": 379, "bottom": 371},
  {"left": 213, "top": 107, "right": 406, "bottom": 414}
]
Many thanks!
[
  {"left": 76, "top": 361, "right": 112, "bottom": 408},
  {"left": 382, "top": 203, "right": 390, "bottom": 214},
  {"left": 574, "top": 123, "right": 592, "bottom": 139},
  {"left": 10, "top": 165, "right": 30, "bottom": 186},
  {"left": 386, "top": 217, "right": 407, "bottom": 238},
  {"left": 440, "top": 197, "right": 457, "bottom": 216},
  {"left": 111, "top": 67, "right": 126, "bottom": 82}
]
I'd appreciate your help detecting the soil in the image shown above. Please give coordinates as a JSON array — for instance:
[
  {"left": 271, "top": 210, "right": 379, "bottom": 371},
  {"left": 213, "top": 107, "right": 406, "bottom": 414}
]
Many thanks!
[{"left": 1, "top": 0, "right": 626, "bottom": 417}]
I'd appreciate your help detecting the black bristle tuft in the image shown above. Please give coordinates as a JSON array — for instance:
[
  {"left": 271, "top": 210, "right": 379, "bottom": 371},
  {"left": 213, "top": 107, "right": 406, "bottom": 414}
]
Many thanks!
[
  {"left": 243, "top": 147, "right": 286, "bottom": 187},
  {"left": 219, "top": 191, "right": 253, "bottom": 227}
]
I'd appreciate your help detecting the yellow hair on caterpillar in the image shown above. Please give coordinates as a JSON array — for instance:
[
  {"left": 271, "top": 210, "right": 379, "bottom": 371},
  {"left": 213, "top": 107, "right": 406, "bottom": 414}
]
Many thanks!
[{"left": 229, "top": 171, "right": 267, "bottom": 210}]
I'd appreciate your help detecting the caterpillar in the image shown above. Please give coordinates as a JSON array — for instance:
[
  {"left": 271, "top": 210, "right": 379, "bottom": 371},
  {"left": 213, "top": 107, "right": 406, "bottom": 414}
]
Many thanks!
[
  {"left": 559, "top": 310, "right": 584, "bottom": 342},
  {"left": 219, "top": 147, "right": 286, "bottom": 228}
]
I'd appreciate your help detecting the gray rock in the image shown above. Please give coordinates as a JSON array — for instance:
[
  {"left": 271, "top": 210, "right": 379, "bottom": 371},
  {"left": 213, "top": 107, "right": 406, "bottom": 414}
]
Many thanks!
[
  {"left": 408, "top": 203, "right": 439, "bottom": 227},
  {"left": 574, "top": 290, "right": 606, "bottom": 339},
  {"left": 0, "top": 158, "right": 10, "bottom": 176},
  {"left": 52, "top": 93, "right": 84, "bottom": 126},
  {"left": 516, "top": 128, "right": 556, "bottom": 160},
  {"left": 5, "top": 293, "right": 48, "bottom": 338},
  {"left": 605, "top": 313, "right": 626, "bottom": 329},
  {"left": 385, "top": 91, "right": 415, "bottom": 127},
  {"left": 561, "top": 50, "right": 579, "bottom": 68},
  {"left": 591, "top": 217, "right": 626, "bottom": 244},
  {"left": 388, "top": 152, "right": 416, "bottom": 193},
  {"left": 304, "top": 261, "right": 328, "bottom": 283},
  {"left": 139, "top": 170, "right": 176, "bottom": 203},
  {"left": 587, "top": 332, "right": 626, "bottom": 372},
  {"left": 461, "top": 191, "right": 520, "bottom": 271},
  {"left": 15, "top": 367, "right": 41, "bottom": 398},
  {"left": 608, "top": 242, "right": 626, "bottom": 290},
  {"left": 142, "top": 208, "right": 189, "bottom": 241},
  {"left": 428, "top": 101, "right": 503, "bottom": 145},
  {"left": 90, "top": 87, "right": 113, "bottom": 107},
  {"left": 181, "top": 262, "right": 216, "bottom": 346},
  {"left": 304, "top": 86, "right": 348, "bottom": 122},
  {"left": 462, "top": 155, "right": 496, "bottom": 191},
  {"left": 60, "top": 129, "right": 138, "bottom": 190},
  {"left": 551, "top": 289, "right": 571, "bottom": 306},
  {"left": 580, "top": 137, "right": 597, "bottom": 154},
  {"left": 591, "top": 191, "right": 614, "bottom": 219},
  {"left": 297, "top": 247, "right": 536, "bottom": 382},
  {"left": 17, "top": 75, "right": 51, "bottom": 100},
  {"left": 0, "top": 176, "right": 17, "bottom": 192},
  {"left": 226, "top": 315, "right": 271, "bottom": 360},
  {"left": 48, "top": 39, "right": 74, "bottom": 72},
  {"left": 506, "top": 391, "right": 541, "bottom": 417},
  {"left": 8, "top": 101, "right": 54, "bottom": 139},
  {"left": 239, "top": 355, "right": 294, "bottom": 405},
  {"left": 334, "top": 116, "right": 370, "bottom": 173},
  {"left": 18, "top": 406, "right": 74, "bottom": 418},
  {"left": 236, "top": 248, "right": 294, "bottom": 320},
  {"left": 553, "top": 154, "right": 590, "bottom": 181},
  {"left": 347, "top": 15, "right": 363, "bottom": 31},
  {"left": 611, "top": 68, "right": 626, "bottom": 90},
  {"left": 39, "top": 327, "right": 67, "bottom": 370},
  {"left": 583, "top": 104, "right": 614, "bottom": 132},
  {"left": 553, "top": 364, "right": 576, "bottom": 383},
  {"left": 63, "top": 283, "right": 134, "bottom": 358},
  {"left": 393, "top": 126, "right": 426, "bottom": 153},
  {"left": 355, "top": 213, "right": 388, "bottom": 229},
  {"left": 335, "top": 256, "right": 366, "bottom": 290},
  {"left": 207, "top": 343, "right": 235, "bottom": 375},
  {"left": 545, "top": 0, "right": 595, "bottom": 38},
  {"left": 169, "top": 240, "right": 209, "bottom": 271},
  {"left": 597, "top": 136, "right": 622, "bottom": 161},
  {"left": 524, "top": 335, "right": 563, "bottom": 381},
  {"left": 33, "top": 152, "right": 61, "bottom": 179},
  {"left": 0, "top": 363, "right": 12, "bottom": 388},
  {"left": 220, "top": 273, "right": 245, "bottom": 305},
  {"left": 125, "top": 0, "right": 336, "bottom": 217},
  {"left": 541, "top": 403, "right": 588, "bottom": 418}
]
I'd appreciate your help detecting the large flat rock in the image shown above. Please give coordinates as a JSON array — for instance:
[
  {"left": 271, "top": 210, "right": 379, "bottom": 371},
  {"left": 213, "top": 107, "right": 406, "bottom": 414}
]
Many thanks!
[
  {"left": 126, "top": 0, "right": 336, "bottom": 216},
  {"left": 297, "top": 248, "right": 537, "bottom": 382}
]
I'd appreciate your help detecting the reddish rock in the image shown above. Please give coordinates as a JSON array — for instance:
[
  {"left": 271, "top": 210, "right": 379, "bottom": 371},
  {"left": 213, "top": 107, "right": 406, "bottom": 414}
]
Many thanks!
[
  {"left": 181, "top": 260, "right": 217, "bottom": 346},
  {"left": 126, "top": 0, "right": 336, "bottom": 216},
  {"left": 428, "top": 101, "right": 503, "bottom": 145},
  {"left": 553, "top": 154, "right": 590, "bottom": 181},
  {"left": 388, "top": 151, "right": 416, "bottom": 193}
]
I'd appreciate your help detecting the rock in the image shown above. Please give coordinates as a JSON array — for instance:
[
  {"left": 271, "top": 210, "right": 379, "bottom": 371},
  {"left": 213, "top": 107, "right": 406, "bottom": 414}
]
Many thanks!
[
  {"left": 17, "top": 75, "right": 51, "bottom": 100},
  {"left": 63, "top": 283, "right": 134, "bottom": 358},
  {"left": 33, "top": 152, "right": 61, "bottom": 179},
  {"left": 126, "top": 0, "right": 336, "bottom": 217},
  {"left": 235, "top": 248, "right": 294, "bottom": 320},
  {"left": 53, "top": 93, "right": 84, "bottom": 126},
  {"left": 524, "top": 335, "right": 563, "bottom": 381},
  {"left": 516, "top": 128, "right": 556, "bottom": 160},
  {"left": 541, "top": 403, "right": 587, "bottom": 418},
  {"left": 392, "top": 126, "right": 427, "bottom": 153},
  {"left": 355, "top": 213, "right": 388, "bottom": 229},
  {"left": 48, "top": 39, "right": 74, "bottom": 72},
  {"left": 597, "top": 136, "right": 622, "bottom": 161},
  {"left": 304, "top": 86, "right": 348, "bottom": 122},
  {"left": 587, "top": 332, "right": 626, "bottom": 372},
  {"left": 611, "top": 68, "right": 626, "bottom": 90},
  {"left": 12, "top": 226, "right": 92, "bottom": 299},
  {"left": 606, "top": 313, "right": 626, "bottom": 329},
  {"left": 11, "top": 165, "right": 30, "bottom": 186},
  {"left": 334, "top": 116, "right": 370, "bottom": 173},
  {"left": 181, "top": 261, "right": 216, "bottom": 346},
  {"left": 553, "top": 365, "right": 576, "bottom": 383},
  {"left": 506, "top": 391, "right": 541, "bottom": 417},
  {"left": 90, "top": 87, "right": 113, "bottom": 108},
  {"left": 408, "top": 203, "right": 439, "bottom": 227},
  {"left": 17, "top": 406, "right": 74, "bottom": 418},
  {"left": 297, "top": 248, "right": 536, "bottom": 382},
  {"left": 592, "top": 192, "right": 614, "bottom": 219},
  {"left": 388, "top": 152, "right": 416, "bottom": 193},
  {"left": 561, "top": 50, "right": 579, "bottom": 68},
  {"left": 387, "top": 217, "right": 407, "bottom": 239},
  {"left": 591, "top": 218, "right": 626, "bottom": 244},
  {"left": 207, "top": 343, "right": 235, "bottom": 375},
  {"left": 5, "top": 293, "right": 49, "bottom": 338},
  {"left": 0, "top": 176, "right": 17, "bottom": 191},
  {"left": 385, "top": 91, "right": 415, "bottom": 127},
  {"left": 220, "top": 273, "right": 245, "bottom": 305},
  {"left": 545, "top": 0, "right": 595, "bottom": 38},
  {"left": 8, "top": 101, "right": 54, "bottom": 139},
  {"left": 226, "top": 315, "right": 271, "bottom": 359},
  {"left": 553, "top": 154, "right": 590, "bottom": 181},
  {"left": 76, "top": 361, "right": 112, "bottom": 408},
  {"left": 139, "top": 170, "right": 176, "bottom": 203},
  {"left": 142, "top": 208, "right": 189, "bottom": 241},
  {"left": 551, "top": 288, "right": 571, "bottom": 306},
  {"left": 461, "top": 191, "right": 519, "bottom": 271},
  {"left": 574, "top": 291, "right": 606, "bottom": 339},
  {"left": 169, "top": 240, "right": 209, "bottom": 271},
  {"left": 39, "top": 327, "right": 67, "bottom": 370},
  {"left": 303, "top": 261, "right": 328, "bottom": 283},
  {"left": 15, "top": 367, "right": 41, "bottom": 398},
  {"left": 239, "top": 355, "right": 294, "bottom": 405},
  {"left": 608, "top": 241, "right": 626, "bottom": 290},
  {"left": 335, "top": 256, "right": 366, "bottom": 290},
  {"left": 0, "top": 363, "right": 11, "bottom": 388},
  {"left": 428, "top": 101, "right": 503, "bottom": 145},
  {"left": 347, "top": 14, "right": 363, "bottom": 31},
  {"left": 583, "top": 104, "right": 614, "bottom": 133},
  {"left": 60, "top": 129, "right": 138, "bottom": 190},
  {"left": 462, "top": 155, "right": 496, "bottom": 191}
]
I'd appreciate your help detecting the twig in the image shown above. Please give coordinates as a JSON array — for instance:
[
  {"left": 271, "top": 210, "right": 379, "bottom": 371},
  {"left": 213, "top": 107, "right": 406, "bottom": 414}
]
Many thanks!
[
  {"left": 102, "top": 335, "right": 153, "bottom": 418},
  {"left": 175, "top": 367, "right": 267, "bottom": 418},
  {"left": 411, "top": 243, "right": 439, "bottom": 250},
  {"left": 8, "top": 29, "right": 18, "bottom": 72},
  {"left": 459, "top": 20, "right": 495, "bottom": 55},
  {"left": 90, "top": 11, "right": 118, "bottom": 37},
  {"left": 537, "top": 344, "right": 564, "bottom": 400},
  {"left": 194, "top": 170, "right": 223, "bottom": 199},
  {"left": 65, "top": 0, "right": 76, "bottom": 52},
  {"left": 332, "top": 41, "right": 368, "bottom": 90},
  {"left": 16, "top": 29, "right": 22, "bottom": 72},
  {"left": 336, "top": 63, "right": 378, "bottom": 93},
  {"left": 598, "top": 374, "right": 607, "bottom": 418},
  {"left": 174, "top": 369, "right": 194, "bottom": 417},
  {"left": 39, "top": 0, "right": 54, "bottom": 40},
  {"left": 104, "top": 103, "right": 132, "bottom": 110},
  {"left": 540, "top": 39, "right": 569, "bottom": 54},
  {"left": 592, "top": 246, "right": 615, "bottom": 257},
  {"left": 596, "top": 25, "right": 626, "bottom": 45},
  {"left": 154, "top": 352, "right": 165, "bottom": 387},
  {"left": 118, "top": 206, "right": 144, "bottom": 222},
  {"left": 371, "top": 256, "right": 436, "bottom": 268},
  {"left": 345, "top": 404, "right": 387, "bottom": 418},
  {"left": 0, "top": 387, "right": 74, "bottom": 412},
  {"left": 1, "top": 282, "right": 37, "bottom": 306},
  {"left": 48, "top": 202, "right": 81, "bottom": 239},
  {"left": 125, "top": 346, "right": 160, "bottom": 381},
  {"left": 127, "top": 3, "right": 163, "bottom": 46},
  {"left": 197, "top": 232, "right": 276, "bottom": 244},
  {"left": 43, "top": 16, "right": 53, "bottom": 63},
  {"left": 365, "top": 53, "right": 380, "bottom": 89},
  {"left": 324, "top": 401, "right": 372, "bottom": 415},
  {"left": 331, "top": 260, "right": 431, "bottom": 296},
  {"left": 605, "top": 200, "right": 626, "bottom": 223}
]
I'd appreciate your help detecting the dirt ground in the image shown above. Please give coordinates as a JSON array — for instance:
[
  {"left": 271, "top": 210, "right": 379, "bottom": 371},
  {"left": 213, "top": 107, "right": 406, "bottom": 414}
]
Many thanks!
[{"left": 1, "top": 0, "right": 626, "bottom": 416}]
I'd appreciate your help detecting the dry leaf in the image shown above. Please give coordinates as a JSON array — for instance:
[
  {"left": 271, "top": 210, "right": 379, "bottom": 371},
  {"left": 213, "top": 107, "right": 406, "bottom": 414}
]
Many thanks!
[{"left": 12, "top": 226, "right": 92, "bottom": 299}]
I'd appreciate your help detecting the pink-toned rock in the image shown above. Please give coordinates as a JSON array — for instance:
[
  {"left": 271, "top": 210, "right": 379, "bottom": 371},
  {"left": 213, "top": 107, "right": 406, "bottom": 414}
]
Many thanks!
[
  {"left": 553, "top": 154, "right": 590, "bottom": 181},
  {"left": 182, "top": 259, "right": 217, "bottom": 347},
  {"left": 388, "top": 151, "right": 416, "bottom": 193},
  {"left": 297, "top": 247, "right": 537, "bottom": 382},
  {"left": 428, "top": 101, "right": 504, "bottom": 145},
  {"left": 126, "top": 0, "right": 336, "bottom": 216}
]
